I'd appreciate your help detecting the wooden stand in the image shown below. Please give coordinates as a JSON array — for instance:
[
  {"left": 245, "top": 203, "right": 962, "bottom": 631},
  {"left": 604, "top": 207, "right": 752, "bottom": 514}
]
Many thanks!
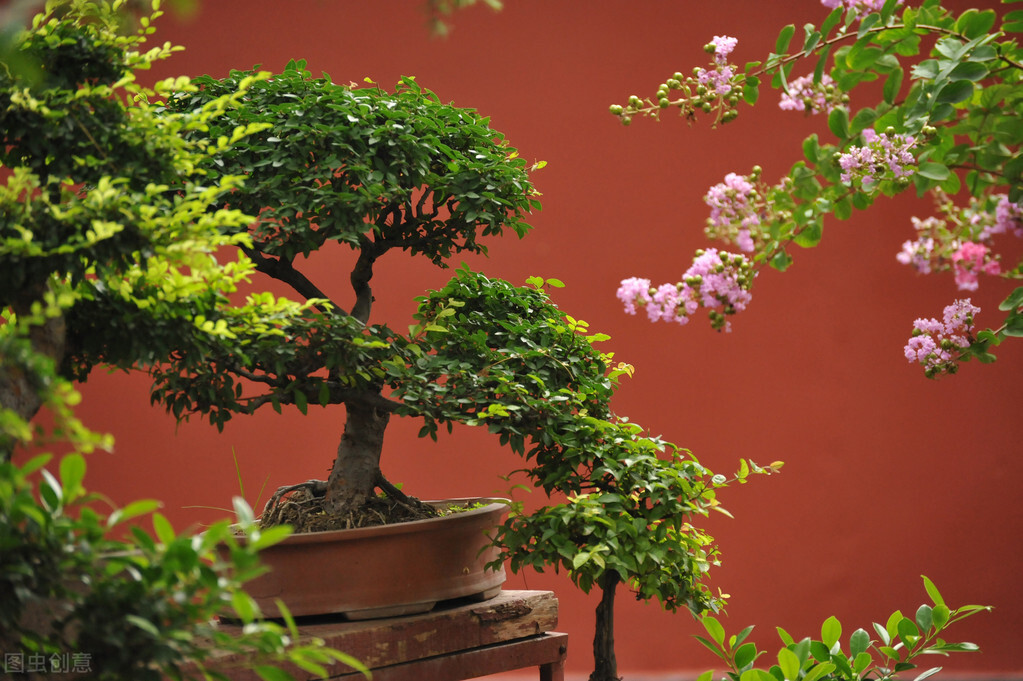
[{"left": 208, "top": 590, "right": 567, "bottom": 681}]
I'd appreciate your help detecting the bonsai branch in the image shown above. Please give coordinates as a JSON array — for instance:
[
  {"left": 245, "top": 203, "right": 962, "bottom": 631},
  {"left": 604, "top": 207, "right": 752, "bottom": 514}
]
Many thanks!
[
  {"left": 242, "top": 244, "right": 344, "bottom": 315},
  {"left": 241, "top": 385, "right": 403, "bottom": 414}
]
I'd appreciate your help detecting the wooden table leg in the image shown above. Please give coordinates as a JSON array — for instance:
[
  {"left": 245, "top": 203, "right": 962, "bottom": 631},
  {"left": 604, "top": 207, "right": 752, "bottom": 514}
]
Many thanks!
[{"left": 539, "top": 634, "right": 567, "bottom": 681}]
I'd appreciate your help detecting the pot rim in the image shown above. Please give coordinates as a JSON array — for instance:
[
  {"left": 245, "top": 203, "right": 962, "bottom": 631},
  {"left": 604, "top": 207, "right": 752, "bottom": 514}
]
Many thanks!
[{"left": 242, "top": 496, "right": 510, "bottom": 545}]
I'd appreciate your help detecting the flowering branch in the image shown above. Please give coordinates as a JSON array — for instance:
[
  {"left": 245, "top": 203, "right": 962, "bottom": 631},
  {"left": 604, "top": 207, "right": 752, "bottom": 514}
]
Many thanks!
[{"left": 610, "top": 0, "right": 1023, "bottom": 376}]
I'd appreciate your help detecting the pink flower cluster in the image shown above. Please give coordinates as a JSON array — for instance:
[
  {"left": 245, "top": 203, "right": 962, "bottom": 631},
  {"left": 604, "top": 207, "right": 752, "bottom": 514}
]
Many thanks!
[
  {"left": 986, "top": 195, "right": 1023, "bottom": 240},
  {"left": 896, "top": 216, "right": 940, "bottom": 274},
  {"left": 704, "top": 172, "right": 759, "bottom": 252},
  {"left": 778, "top": 74, "right": 838, "bottom": 115},
  {"left": 838, "top": 128, "right": 916, "bottom": 187},
  {"left": 821, "top": 0, "right": 903, "bottom": 20},
  {"left": 951, "top": 241, "right": 1001, "bottom": 291},
  {"left": 696, "top": 35, "right": 738, "bottom": 96},
  {"left": 897, "top": 195, "right": 1018, "bottom": 291},
  {"left": 904, "top": 299, "right": 979, "bottom": 377},
  {"left": 617, "top": 249, "right": 754, "bottom": 331}
]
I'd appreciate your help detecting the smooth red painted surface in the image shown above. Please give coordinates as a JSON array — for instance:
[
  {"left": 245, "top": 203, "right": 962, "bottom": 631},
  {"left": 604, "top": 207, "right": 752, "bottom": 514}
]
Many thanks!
[{"left": 61, "top": 0, "right": 1020, "bottom": 676}]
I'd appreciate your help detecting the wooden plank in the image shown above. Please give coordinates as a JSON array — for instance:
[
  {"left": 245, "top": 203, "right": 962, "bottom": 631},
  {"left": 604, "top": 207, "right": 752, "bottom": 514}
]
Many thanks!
[
  {"left": 326, "top": 632, "right": 569, "bottom": 681},
  {"left": 199, "top": 590, "right": 561, "bottom": 680},
  {"left": 289, "top": 590, "right": 558, "bottom": 669}
]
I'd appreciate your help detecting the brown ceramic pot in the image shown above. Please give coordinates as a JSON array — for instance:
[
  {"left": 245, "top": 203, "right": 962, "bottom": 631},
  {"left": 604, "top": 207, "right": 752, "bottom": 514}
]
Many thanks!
[{"left": 237, "top": 497, "right": 508, "bottom": 620}]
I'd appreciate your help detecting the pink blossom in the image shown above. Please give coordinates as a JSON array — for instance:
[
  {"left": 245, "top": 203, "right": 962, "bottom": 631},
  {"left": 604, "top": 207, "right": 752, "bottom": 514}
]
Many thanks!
[
  {"left": 778, "top": 74, "right": 838, "bottom": 115},
  {"left": 704, "top": 172, "right": 761, "bottom": 252},
  {"left": 823, "top": 0, "right": 903, "bottom": 20},
  {"left": 619, "top": 250, "right": 755, "bottom": 331},
  {"left": 696, "top": 64, "right": 735, "bottom": 95},
  {"left": 710, "top": 35, "right": 738, "bottom": 63},
  {"left": 617, "top": 277, "right": 651, "bottom": 315},
  {"left": 904, "top": 299, "right": 979, "bottom": 377},
  {"left": 839, "top": 129, "right": 916, "bottom": 186},
  {"left": 896, "top": 236, "right": 935, "bottom": 274},
  {"left": 951, "top": 241, "right": 1000, "bottom": 291},
  {"left": 990, "top": 195, "right": 1023, "bottom": 239}
]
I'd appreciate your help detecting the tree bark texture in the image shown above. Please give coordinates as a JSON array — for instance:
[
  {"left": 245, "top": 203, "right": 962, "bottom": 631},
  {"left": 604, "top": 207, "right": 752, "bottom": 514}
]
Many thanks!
[
  {"left": 323, "top": 400, "right": 390, "bottom": 514},
  {"left": 0, "top": 287, "right": 67, "bottom": 460},
  {"left": 589, "top": 570, "right": 621, "bottom": 681}
]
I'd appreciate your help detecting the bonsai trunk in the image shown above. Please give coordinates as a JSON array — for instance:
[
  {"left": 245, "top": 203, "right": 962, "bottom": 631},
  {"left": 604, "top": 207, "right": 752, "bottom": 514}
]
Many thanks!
[
  {"left": 323, "top": 400, "right": 390, "bottom": 514},
  {"left": 589, "top": 570, "right": 621, "bottom": 681}
]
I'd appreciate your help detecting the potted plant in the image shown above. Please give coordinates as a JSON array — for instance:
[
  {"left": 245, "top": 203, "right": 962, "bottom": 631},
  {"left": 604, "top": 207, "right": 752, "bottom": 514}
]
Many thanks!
[
  {"left": 3, "top": 3, "right": 774, "bottom": 678},
  {"left": 151, "top": 59, "right": 777, "bottom": 629}
]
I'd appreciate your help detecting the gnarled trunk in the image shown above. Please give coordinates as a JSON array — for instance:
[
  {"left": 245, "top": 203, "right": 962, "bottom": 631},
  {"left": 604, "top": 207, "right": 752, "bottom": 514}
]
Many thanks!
[
  {"left": 322, "top": 400, "right": 390, "bottom": 514},
  {"left": 589, "top": 570, "right": 621, "bottom": 681}
]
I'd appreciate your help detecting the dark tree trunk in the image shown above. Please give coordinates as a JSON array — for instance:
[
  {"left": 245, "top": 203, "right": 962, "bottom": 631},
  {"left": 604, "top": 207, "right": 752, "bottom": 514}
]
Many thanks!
[
  {"left": 0, "top": 287, "right": 67, "bottom": 460},
  {"left": 589, "top": 570, "right": 621, "bottom": 681},
  {"left": 322, "top": 399, "right": 390, "bottom": 514}
]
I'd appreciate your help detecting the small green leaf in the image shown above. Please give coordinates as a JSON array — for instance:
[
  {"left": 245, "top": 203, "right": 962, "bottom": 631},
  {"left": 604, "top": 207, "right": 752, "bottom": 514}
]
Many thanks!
[
  {"left": 778, "top": 648, "right": 801, "bottom": 681},
  {"left": 850, "top": 628, "right": 871, "bottom": 657},
  {"left": 703, "top": 615, "right": 727, "bottom": 646},
  {"left": 917, "top": 162, "right": 950, "bottom": 180},
  {"left": 821, "top": 615, "right": 842, "bottom": 648},
  {"left": 254, "top": 665, "right": 295, "bottom": 681},
  {"left": 828, "top": 107, "right": 850, "bottom": 139},
  {"left": 916, "top": 604, "right": 934, "bottom": 632},
  {"left": 231, "top": 590, "right": 257, "bottom": 622},
  {"left": 59, "top": 454, "right": 86, "bottom": 501},
  {"left": 803, "top": 662, "right": 837, "bottom": 681},
  {"left": 125, "top": 614, "right": 162, "bottom": 637},
  {"left": 735, "top": 642, "right": 760, "bottom": 669},
  {"left": 695, "top": 635, "right": 728, "bottom": 661},
  {"left": 998, "top": 287, "right": 1023, "bottom": 312},
  {"left": 152, "top": 512, "right": 175, "bottom": 544},
  {"left": 776, "top": 25, "right": 796, "bottom": 54},
  {"left": 897, "top": 617, "right": 921, "bottom": 646},
  {"left": 883, "top": 68, "right": 904, "bottom": 104},
  {"left": 915, "top": 668, "right": 944, "bottom": 681},
  {"left": 108, "top": 499, "right": 161, "bottom": 527},
  {"left": 948, "top": 61, "right": 988, "bottom": 82},
  {"left": 935, "top": 80, "right": 973, "bottom": 104}
]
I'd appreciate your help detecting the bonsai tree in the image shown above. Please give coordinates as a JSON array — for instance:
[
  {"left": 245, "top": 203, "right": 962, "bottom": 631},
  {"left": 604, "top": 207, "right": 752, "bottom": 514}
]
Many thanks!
[
  {"left": 150, "top": 60, "right": 779, "bottom": 680},
  {"left": 611, "top": 0, "right": 1022, "bottom": 376}
]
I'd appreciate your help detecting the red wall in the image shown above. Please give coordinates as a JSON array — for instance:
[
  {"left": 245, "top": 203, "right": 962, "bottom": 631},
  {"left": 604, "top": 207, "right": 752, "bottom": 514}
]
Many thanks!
[{"left": 68, "top": 1, "right": 1020, "bottom": 677}]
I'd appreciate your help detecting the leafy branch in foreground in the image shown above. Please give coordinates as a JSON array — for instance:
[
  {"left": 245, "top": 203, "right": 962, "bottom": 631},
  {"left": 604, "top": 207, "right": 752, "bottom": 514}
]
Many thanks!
[{"left": 694, "top": 576, "right": 990, "bottom": 681}]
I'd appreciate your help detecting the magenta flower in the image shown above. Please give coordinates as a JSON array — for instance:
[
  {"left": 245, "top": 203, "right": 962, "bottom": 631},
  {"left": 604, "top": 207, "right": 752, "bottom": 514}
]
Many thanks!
[{"left": 951, "top": 241, "right": 1000, "bottom": 291}]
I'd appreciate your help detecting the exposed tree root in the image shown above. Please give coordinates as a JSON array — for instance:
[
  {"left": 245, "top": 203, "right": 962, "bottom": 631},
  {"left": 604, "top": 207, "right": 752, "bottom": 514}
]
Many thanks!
[{"left": 259, "top": 474, "right": 439, "bottom": 532}]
